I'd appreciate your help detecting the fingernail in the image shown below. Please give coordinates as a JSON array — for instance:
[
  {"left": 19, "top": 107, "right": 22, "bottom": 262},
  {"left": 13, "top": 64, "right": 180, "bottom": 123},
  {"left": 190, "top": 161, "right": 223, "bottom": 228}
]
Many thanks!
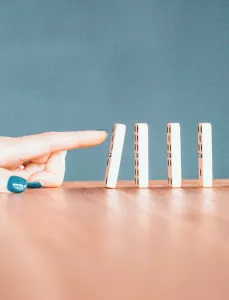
[
  {"left": 97, "top": 129, "right": 109, "bottom": 133},
  {"left": 7, "top": 176, "right": 27, "bottom": 193},
  {"left": 27, "top": 182, "right": 43, "bottom": 189}
]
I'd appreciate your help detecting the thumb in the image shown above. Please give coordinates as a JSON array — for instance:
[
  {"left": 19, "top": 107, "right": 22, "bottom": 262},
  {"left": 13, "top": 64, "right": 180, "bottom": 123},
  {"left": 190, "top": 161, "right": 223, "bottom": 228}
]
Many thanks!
[{"left": 0, "top": 168, "right": 27, "bottom": 193}]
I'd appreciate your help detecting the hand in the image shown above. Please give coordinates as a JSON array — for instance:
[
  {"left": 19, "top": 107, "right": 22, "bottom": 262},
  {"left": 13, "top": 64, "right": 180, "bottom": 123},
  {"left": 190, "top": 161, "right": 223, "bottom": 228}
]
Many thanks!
[{"left": 0, "top": 130, "right": 109, "bottom": 193}]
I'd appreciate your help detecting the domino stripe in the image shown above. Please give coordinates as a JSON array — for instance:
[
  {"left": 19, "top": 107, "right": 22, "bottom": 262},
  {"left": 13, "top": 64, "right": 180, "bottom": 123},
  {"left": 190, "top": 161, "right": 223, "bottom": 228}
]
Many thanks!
[
  {"left": 105, "top": 124, "right": 126, "bottom": 188},
  {"left": 198, "top": 123, "right": 213, "bottom": 187},
  {"left": 167, "top": 123, "right": 182, "bottom": 187},
  {"left": 134, "top": 123, "right": 149, "bottom": 188}
]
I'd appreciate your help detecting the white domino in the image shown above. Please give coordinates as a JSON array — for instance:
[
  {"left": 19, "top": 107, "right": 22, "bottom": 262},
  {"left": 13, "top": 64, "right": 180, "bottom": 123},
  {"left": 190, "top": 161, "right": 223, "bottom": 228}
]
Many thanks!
[
  {"left": 167, "top": 123, "right": 182, "bottom": 187},
  {"left": 134, "top": 123, "right": 149, "bottom": 188},
  {"left": 198, "top": 123, "right": 213, "bottom": 187},
  {"left": 105, "top": 124, "right": 126, "bottom": 188}
]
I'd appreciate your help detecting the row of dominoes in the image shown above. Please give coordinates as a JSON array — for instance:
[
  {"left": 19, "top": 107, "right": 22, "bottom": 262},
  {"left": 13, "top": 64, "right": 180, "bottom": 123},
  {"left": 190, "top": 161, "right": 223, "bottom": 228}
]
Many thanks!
[{"left": 104, "top": 123, "right": 213, "bottom": 189}]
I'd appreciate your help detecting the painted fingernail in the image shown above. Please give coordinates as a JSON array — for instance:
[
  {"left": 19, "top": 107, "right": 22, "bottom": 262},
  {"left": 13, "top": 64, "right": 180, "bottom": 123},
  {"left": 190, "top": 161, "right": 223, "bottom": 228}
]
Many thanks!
[
  {"left": 27, "top": 182, "right": 43, "bottom": 189},
  {"left": 97, "top": 129, "right": 109, "bottom": 133},
  {"left": 7, "top": 176, "right": 27, "bottom": 193}
]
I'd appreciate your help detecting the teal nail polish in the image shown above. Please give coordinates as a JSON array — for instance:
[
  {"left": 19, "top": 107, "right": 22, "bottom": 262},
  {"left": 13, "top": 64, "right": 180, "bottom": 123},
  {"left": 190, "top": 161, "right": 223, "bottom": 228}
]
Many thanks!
[
  {"left": 7, "top": 176, "right": 27, "bottom": 193},
  {"left": 98, "top": 129, "right": 109, "bottom": 133},
  {"left": 27, "top": 182, "right": 42, "bottom": 188}
]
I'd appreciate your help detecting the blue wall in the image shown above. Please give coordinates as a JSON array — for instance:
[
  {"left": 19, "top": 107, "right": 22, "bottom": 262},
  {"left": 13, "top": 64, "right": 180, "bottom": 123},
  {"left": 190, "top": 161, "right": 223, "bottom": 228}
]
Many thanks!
[{"left": 1, "top": 0, "right": 229, "bottom": 180}]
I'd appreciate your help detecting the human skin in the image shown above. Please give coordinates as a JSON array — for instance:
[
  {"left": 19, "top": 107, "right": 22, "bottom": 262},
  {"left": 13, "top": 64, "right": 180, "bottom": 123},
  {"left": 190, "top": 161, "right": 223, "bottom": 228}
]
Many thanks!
[{"left": 0, "top": 130, "right": 109, "bottom": 193}]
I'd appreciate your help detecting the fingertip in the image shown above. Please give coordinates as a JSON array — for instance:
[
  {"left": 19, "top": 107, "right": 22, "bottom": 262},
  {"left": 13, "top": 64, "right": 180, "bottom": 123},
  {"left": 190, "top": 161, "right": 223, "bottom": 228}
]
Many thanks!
[
  {"left": 99, "top": 134, "right": 109, "bottom": 145},
  {"left": 97, "top": 129, "right": 110, "bottom": 134},
  {"left": 82, "top": 130, "right": 109, "bottom": 147},
  {"left": 28, "top": 171, "right": 63, "bottom": 188},
  {"left": 96, "top": 130, "right": 110, "bottom": 141}
]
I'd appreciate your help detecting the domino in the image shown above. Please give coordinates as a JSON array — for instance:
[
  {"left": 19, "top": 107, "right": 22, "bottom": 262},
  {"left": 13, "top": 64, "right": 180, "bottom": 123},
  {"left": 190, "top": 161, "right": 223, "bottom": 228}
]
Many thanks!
[
  {"left": 105, "top": 124, "right": 126, "bottom": 188},
  {"left": 134, "top": 123, "right": 149, "bottom": 188},
  {"left": 198, "top": 123, "right": 213, "bottom": 187},
  {"left": 167, "top": 123, "right": 182, "bottom": 187}
]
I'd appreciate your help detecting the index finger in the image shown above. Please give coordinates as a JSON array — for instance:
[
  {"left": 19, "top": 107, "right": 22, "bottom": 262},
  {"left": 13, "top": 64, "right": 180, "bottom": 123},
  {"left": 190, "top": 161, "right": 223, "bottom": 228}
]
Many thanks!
[{"left": 14, "top": 130, "right": 109, "bottom": 164}]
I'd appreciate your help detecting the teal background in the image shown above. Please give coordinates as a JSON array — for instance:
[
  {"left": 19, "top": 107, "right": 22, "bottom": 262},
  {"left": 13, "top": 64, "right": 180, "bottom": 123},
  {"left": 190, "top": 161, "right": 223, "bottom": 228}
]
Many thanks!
[{"left": 0, "top": 0, "right": 229, "bottom": 180}]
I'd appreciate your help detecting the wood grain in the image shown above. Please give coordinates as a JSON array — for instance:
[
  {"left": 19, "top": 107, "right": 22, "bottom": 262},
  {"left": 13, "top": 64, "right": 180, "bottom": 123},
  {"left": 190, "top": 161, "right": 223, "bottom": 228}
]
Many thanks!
[{"left": 0, "top": 180, "right": 229, "bottom": 300}]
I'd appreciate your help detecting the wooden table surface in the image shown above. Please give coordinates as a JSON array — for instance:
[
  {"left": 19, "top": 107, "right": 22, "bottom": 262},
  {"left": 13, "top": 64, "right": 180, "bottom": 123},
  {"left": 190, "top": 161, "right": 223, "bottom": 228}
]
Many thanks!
[{"left": 1, "top": 180, "right": 229, "bottom": 300}]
